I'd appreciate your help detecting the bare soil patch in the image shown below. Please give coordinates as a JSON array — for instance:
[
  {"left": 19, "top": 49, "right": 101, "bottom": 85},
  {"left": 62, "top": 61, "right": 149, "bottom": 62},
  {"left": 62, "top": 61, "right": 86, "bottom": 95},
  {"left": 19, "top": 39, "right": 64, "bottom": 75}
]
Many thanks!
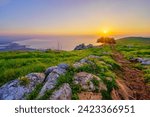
[{"left": 112, "top": 52, "right": 150, "bottom": 100}]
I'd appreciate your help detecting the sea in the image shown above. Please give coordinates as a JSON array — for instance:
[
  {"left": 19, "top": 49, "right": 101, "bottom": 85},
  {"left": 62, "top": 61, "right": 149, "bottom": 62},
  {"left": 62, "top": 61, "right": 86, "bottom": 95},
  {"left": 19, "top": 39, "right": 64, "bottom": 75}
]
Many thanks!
[
  {"left": 0, "top": 35, "right": 100, "bottom": 51},
  {"left": 0, "top": 35, "right": 127, "bottom": 51}
]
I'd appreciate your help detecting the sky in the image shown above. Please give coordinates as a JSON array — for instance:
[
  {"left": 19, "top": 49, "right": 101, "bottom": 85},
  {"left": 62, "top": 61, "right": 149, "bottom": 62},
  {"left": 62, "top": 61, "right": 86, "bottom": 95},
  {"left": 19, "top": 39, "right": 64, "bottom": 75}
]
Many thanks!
[{"left": 0, "top": 0, "right": 150, "bottom": 36}]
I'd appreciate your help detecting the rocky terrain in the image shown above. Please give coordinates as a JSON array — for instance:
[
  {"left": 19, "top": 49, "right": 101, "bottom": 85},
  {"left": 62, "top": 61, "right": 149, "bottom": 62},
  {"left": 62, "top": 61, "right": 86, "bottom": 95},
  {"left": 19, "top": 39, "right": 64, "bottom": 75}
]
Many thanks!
[
  {"left": 74, "top": 43, "right": 94, "bottom": 50},
  {"left": 0, "top": 50, "right": 149, "bottom": 100},
  {"left": 0, "top": 38, "right": 150, "bottom": 100},
  {"left": 0, "top": 55, "right": 109, "bottom": 100}
]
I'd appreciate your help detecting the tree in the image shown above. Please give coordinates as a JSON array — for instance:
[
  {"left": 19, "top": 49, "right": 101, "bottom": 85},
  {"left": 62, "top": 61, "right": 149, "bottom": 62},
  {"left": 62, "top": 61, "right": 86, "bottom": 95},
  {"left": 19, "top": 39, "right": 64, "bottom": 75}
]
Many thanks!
[{"left": 97, "top": 37, "right": 116, "bottom": 45}]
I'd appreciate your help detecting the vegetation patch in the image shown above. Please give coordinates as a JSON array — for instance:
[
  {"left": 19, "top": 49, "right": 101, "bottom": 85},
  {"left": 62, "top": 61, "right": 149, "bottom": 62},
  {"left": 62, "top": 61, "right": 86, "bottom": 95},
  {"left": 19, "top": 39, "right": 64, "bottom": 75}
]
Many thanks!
[
  {"left": 26, "top": 83, "right": 43, "bottom": 100},
  {"left": 91, "top": 78, "right": 100, "bottom": 93},
  {"left": 38, "top": 89, "right": 54, "bottom": 100},
  {"left": 18, "top": 76, "right": 30, "bottom": 86},
  {"left": 101, "top": 77, "right": 117, "bottom": 100},
  {"left": 0, "top": 47, "right": 108, "bottom": 86}
]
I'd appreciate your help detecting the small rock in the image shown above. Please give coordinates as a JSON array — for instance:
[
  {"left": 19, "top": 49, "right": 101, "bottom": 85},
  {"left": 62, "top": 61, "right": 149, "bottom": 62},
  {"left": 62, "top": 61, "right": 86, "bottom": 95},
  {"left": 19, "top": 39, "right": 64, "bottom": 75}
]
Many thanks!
[
  {"left": 130, "top": 57, "right": 150, "bottom": 65},
  {"left": 50, "top": 83, "right": 72, "bottom": 100},
  {"left": 130, "top": 58, "right": 141, "bottom": 63},
  {"left": 141, "top": 60, "right": 150, "bottom": 65},
  {"left": 73, "top": 62, "right": 85, "bottom": 68},
  {"left": 73, "top": 55, "right": 100, "bottom": 68},
  {"left": 102, "top": 52, "right": 110, "bottom": 55},
  {"left": 137, "top": 58, "right": 143, "bottom": 63},
  {"left": 80, "top": 58, "right": 88, "bottom": 64},
  {"left": 88, "top": 55, "right": 100, "bottom": 59},
  {"left": 80, "top": 58, "right": 94, "bottom": 65}
]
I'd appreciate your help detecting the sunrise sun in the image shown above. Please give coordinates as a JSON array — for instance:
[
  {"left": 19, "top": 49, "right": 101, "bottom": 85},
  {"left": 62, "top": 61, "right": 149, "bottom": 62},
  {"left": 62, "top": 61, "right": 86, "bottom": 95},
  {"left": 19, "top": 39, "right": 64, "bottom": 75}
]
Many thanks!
[
  {"left": 100, "top": 29, "right": 110, "bottom": 37},
  {"left": 103, "top": 30, "right": 108, "bottom": 34}
]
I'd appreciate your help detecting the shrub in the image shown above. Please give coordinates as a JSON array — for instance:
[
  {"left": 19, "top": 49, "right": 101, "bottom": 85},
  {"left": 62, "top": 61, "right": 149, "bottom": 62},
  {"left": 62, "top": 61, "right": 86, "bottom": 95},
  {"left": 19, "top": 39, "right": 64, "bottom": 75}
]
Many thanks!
[{"left": 97, "top": 37, "right": 116, "bottom": 45}]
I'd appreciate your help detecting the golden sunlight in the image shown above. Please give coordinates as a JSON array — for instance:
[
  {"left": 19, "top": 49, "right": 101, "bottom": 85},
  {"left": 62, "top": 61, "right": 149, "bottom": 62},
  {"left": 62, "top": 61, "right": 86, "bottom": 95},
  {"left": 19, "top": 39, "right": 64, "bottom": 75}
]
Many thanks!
[
  {"left": 103, "top": 30, "right": 108, "bottom": 34},
  {"left": 99, "top": 29, "right": 110, "bottom": 37}
]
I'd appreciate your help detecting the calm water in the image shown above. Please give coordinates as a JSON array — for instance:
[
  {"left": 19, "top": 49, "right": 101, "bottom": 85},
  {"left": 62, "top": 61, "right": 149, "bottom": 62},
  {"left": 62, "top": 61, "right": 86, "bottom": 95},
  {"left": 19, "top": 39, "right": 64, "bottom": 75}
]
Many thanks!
[{"left": 14, "top": 36, "right": 99, "bottom": 50}]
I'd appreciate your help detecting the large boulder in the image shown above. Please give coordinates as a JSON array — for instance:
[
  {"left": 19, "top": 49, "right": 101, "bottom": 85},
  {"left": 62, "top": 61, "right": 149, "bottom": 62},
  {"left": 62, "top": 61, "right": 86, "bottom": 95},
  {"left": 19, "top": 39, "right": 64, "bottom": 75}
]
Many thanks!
[
  {"left": 50, "top": 83, "right": 72, "bottom": 100},
  {"left": 38, "top": 72, "right": 60, "bottom": 97},
  {"left": 74, "top": 72, "right": 107, "bottom": 92},
  {"left": 0, "top": 73, "right": 45, "bottom": 100},
  {"left": 38, "top": 64, "right": 69, "bottom": 97}
]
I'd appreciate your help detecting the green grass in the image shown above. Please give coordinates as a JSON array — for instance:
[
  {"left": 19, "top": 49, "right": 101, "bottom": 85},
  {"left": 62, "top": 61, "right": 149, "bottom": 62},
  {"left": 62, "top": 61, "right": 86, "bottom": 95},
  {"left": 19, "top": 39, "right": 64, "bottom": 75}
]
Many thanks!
[
  {"left": 26, "top": 83, "right": 43, "bottom": 100},
  {"left": 0, "top": 46, "right": 117, "bottom": 100},
  {"left": 0, "top": 48, "right": 109, "bottom": 86},
  {"left": 117, "top": 37, "right": 150, "bottom": 45},
  {"left": 116, "top": 37, "right": 150, "bottom": 84},
  {"left": 36, "top": 52, "right": 118, "bottom": 100},
  {"left": 0, "top": 37, "right": 150, "bottom": 100}
]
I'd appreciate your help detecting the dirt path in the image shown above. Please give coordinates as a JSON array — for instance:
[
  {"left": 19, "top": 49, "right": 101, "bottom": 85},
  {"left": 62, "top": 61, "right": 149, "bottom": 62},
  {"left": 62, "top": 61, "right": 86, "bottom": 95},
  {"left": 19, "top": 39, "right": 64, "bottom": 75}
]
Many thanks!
[{"left": 111, "top": 51, "right": 150, "bottom": 100}]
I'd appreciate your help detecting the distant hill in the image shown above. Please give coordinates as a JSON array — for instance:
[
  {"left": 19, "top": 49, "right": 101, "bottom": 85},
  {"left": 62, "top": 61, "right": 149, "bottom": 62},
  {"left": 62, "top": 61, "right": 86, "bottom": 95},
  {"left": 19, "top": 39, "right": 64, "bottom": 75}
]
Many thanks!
[{"left": 117, "top": 37, "right": 150, "bottom": 45}]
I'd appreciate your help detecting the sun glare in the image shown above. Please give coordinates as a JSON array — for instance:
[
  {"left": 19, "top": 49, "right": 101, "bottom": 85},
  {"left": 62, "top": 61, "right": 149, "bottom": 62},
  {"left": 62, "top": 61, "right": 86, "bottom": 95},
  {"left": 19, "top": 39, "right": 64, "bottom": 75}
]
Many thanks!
[
  {"left": 103, "top": 30, "right": 108, "bottom": 34},
  {"left": 100, "top": 29, "right": 109, "bottom": 37}
]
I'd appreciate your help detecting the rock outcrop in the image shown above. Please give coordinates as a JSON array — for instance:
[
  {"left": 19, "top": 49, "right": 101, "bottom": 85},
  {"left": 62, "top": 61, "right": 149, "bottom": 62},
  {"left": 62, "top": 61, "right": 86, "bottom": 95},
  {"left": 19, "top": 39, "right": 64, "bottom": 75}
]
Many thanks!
[
  {"left": 0, "top": 55, "right": 111, "bottom": 100},
  {"left": 74, "top": 72, "right": 107, "bottom": 100},
  {"left": 0, "top": 73, "right": 45, "bottom": 100},
  {"left": 74, "top": 43, "right": 94, "bottom": 50},
  {"left": 74, "top": 72, "right": 107, "bottom": 92},
  {"left": 38, "top": 63, "right": 69, "bottom": 98}
]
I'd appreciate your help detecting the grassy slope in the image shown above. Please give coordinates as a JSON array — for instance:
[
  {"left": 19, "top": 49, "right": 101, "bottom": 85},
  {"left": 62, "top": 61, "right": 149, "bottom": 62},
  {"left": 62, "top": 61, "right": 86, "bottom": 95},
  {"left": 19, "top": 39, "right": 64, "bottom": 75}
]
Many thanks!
[
  {"left": 0, "top": 37, "right": 149, "bottom": 99},
  {"left": 117, "top": 37, "right": 150, "bottom": 45},
  {"left": 116, "top": 37, "right": 150, "bottom": 84},
  {"left": 0, "top": 47, "right": 112, "bottom": 86}
]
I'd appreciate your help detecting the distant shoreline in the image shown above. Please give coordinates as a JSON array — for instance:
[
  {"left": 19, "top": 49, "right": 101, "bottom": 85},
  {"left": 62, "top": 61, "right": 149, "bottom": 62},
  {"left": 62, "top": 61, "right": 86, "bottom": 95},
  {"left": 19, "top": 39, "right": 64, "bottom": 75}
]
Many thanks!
[
  {"left": 0, "top": 42, "right": 35, "bottom": 51},
  {"left": 0, "top": 36, "right": 150, "bottom": 52}
]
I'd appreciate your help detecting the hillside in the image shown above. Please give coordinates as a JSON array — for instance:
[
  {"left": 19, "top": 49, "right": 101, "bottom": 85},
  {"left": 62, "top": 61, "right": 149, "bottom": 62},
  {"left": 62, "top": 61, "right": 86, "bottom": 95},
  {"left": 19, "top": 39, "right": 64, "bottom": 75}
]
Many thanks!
[
  {"left": 117, "top": 37, "right": 150, "bottom": 45},
  {"left": 0, "top": 37, "right": 150, "bottom": 100}
]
